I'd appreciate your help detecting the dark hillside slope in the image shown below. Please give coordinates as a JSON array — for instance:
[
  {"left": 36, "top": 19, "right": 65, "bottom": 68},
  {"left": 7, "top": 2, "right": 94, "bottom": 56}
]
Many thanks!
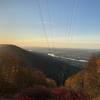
[{"left": 0, "top": 44, "right": 81, "bottom": 85}]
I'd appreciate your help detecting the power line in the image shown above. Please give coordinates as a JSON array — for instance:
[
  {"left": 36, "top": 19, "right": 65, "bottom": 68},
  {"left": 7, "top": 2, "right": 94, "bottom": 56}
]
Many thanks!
[
  {"left": 70, "top": 0, "right": 79, "bottom": 41},
  {"left": 45, "top": 0, "right": 55, "bottom": 52},
  {"left": 65, "top": 0, "right": 79, "bottom": 45},
  {"left": 45, "top": 0, "right": 53, "bottom": 52},
  {"left": 36, "top": 0, "right": 51, "bottom": 52}
]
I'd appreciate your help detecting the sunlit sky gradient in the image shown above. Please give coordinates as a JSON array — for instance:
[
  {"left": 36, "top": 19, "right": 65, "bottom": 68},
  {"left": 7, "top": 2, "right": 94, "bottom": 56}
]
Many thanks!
[{"left": 0, "top": 0, "right": 100, "bottom": 49}]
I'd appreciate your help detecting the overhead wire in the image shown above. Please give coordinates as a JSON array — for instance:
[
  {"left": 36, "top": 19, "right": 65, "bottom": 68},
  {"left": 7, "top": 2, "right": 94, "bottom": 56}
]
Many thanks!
[
  {"left": 36, "top": 0, "right": 51, "bottom": 52},
  {"left": 45, "top": 0, "right": 57, "bottom": 53},
  {"left": 45, "top": 0, "right": 54, "bottom": 53},
  {"left": 36, "top": 0, "right": 78, "bottom": 50},
  {"left": 70, "top": 0, "right": 78, "bottom": 41},
  {"left": 65, "top": 0, "right": 79, "bottom": 47}
]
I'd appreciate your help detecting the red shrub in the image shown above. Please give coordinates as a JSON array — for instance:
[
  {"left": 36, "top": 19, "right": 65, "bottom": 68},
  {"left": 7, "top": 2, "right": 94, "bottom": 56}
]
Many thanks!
[
  {"left": 14, "top": 86, "right": 52, "bottom": 100},
  {"left": 14, "top": 86, "right": 90, "bottom": 100}
]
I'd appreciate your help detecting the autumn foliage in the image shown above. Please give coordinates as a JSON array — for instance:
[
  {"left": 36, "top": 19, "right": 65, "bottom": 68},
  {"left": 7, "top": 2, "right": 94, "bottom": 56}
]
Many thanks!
[
  {"left": 14, "top": 86, "right": 89, "bottom": 100},
  {"left": 0, "top": 46, "right": 99, "bottom": 99},
  {"left": 0, "top": 53, "right": 48, "bottom": 97},
  {"left": 65, "top": 55, "right": 100, "bottom": 99}
]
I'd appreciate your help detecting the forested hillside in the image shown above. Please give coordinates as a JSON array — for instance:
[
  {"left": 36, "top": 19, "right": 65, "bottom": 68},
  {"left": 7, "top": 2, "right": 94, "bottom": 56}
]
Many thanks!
[
  {"left": 0, "top": 44, "right": 99, "bottom": 100},
  {"left": 65, "top": 55, "right": 100, "bottom": 99},
  {"left": 0, "top": 44, "right": 81, "bottom": 86}
]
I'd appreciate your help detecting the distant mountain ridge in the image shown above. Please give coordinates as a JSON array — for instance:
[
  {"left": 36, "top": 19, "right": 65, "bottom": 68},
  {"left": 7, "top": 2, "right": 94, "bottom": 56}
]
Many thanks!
[{"left": 0, "top": 44, "right": 81, "bottom": 85}]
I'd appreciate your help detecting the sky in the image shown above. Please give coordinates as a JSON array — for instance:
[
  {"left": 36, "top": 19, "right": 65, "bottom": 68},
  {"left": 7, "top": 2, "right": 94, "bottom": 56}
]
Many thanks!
[{"left": 0, "top": 0, "right": 100, "bottom": 49}]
